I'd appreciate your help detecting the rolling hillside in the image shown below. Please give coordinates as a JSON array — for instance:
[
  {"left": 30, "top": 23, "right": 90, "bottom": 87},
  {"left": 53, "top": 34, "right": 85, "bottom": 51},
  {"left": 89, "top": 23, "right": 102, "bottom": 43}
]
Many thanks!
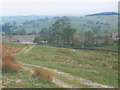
[
  {"left": 86, "top": 12, "right": 118, "bottom": 16},
  {"left": 2, "top": 42, "right": 118, "bottom": 88},
  {"left": 2, "top": 12, "right": 118, "bottom": 34}
]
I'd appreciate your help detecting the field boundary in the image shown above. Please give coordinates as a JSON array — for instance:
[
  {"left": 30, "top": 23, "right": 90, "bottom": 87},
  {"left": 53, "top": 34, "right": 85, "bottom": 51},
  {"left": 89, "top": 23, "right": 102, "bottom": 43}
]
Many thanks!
[{"left": 49, "top": 45, "right": 119, "bottom": 53}]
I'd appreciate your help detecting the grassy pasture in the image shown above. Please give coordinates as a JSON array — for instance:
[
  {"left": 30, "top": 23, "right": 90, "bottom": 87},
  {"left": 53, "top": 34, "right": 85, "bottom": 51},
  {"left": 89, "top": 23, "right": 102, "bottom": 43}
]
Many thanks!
[
  {"left": 2, "top": 69, "right": 58, "bottom": 88},
  {"left": 2, "top": 43, "right": 59, "bottom": 88},
  {"left": 17, "top": 45, "right": 118, "bottom": 87},
  {"left": 88, "top": 45, "right": 118, "bottom": 51},
  {"left": 2, "top": 42, "right": 118, "bottom": 88}
]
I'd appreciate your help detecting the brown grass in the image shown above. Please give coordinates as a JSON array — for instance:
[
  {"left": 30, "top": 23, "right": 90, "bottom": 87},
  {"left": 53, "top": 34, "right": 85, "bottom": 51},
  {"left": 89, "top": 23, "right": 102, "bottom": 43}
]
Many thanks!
[
  {"left": 2, "top": 45, "right": 21, "bottom": 73},
  {"left": 33, "top": 67, "right": 53, "bottom": 82},
  {"left": 100, "top": 62, "right": 108, "bottom": 67},
  {"left": 112, "top": 64, "right": 118, "bottom": 70},
  {"left": 2, "top": 45, "right": 19, "bottom": 54}
]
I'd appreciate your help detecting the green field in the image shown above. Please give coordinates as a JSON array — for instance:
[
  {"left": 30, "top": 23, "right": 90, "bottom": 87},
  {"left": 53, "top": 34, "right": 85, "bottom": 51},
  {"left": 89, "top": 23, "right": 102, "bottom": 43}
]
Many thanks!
[
  {"left": 16, "top": 45, "right": 118, "bottom": 87},
  {"left": 88, "top": 45, "right": 118, "bottom": 51},
  {"left": 2, "top": 42, "right": 118, "bottom": 88}
]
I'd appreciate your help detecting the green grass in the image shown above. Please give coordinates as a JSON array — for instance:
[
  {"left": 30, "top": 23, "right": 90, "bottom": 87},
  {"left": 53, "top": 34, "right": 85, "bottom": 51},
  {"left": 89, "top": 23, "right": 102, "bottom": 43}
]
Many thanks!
[
  {"left": 3, "top": 42, "right": 118, "bottom": 88},
  {"left": 22, "top": 64, "right": 91, "bottom": 88},
  {"left": 17, "top": 45, "right": 118, "bottom": 88},
  {"left": 54, "top": 73, "right": 91, "bottom": 88},
  {"left": 2, "top": 68, "right": 58, "bottom": 88},
  {"left": 2, "top": 42, "right": 59, "bottom": 88},
  {"left": 88, "top": 45, "right": 118, "bottom": 51}
]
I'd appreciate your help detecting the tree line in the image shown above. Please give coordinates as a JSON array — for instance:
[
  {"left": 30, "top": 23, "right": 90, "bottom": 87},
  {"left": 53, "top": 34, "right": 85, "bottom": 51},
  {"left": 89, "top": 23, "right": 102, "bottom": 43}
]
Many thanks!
[
  {"left": 2, "top": 17, "right": 117, "bottom": 46},
  {"left": 34, "top": 17, "right": 116, "bottom": 46},
  {"left": 34, "top": 17, "right": 76, "bottom": 45}
]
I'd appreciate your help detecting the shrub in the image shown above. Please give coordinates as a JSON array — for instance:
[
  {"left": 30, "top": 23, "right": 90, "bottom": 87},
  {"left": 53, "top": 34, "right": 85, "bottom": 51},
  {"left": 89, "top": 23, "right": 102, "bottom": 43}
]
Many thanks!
[
  {"left": 33, "top": 67, "right": 53, "bottom": 82},
  {"left": 2, "top": 45, "right": 21, "bottom": 73}
]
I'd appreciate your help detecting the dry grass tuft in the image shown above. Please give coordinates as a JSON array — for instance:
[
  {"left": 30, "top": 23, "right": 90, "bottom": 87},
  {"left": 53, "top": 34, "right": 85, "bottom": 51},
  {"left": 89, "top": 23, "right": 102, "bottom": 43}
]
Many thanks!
[
  {"left": 33, "top": 67, "right": 53, "bottom": 82},
  {"left": 2, "top": 45, "right": 21, "bottom": 73},
  {"left": 42, "top": 56, "right": 46, "bottom": 59},
  {"left": 112, "top": 64, "right": 118, "bottom": 70},
  {"left": 100, "top": 62, "right": 108, "bottom": 67},
  {"left": 58, "top": 59, "right": 65, "bottom": 62},
  {"left": 2, "top": 45, "right": 19, "bottom": 54}
]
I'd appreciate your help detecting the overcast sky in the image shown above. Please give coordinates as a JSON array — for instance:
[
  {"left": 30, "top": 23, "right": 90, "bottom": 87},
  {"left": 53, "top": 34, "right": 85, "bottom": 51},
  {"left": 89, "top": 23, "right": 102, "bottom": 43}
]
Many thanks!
[{"left": 0, "top": 0, "right": 119, "bottom": 16}]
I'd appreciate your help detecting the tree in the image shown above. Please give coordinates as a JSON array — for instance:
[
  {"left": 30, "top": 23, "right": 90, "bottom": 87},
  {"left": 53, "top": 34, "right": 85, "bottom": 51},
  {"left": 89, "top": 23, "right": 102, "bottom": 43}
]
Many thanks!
[
  {"left": 39, "top": 28, "right": 49, "bottom": 42},
  {"left": 78, "top": 30, "right": 84, "bottom": 44},
  {"left": 16, "top": 28, "right": 26, "bottom": 35},
  {"left": 109, "top": 32, "right": 112, "bottom": 38},
  {"left": 2, "top": 23, "right": 13, "bottom": 42},
  {"left": 35, "top": 17, "right": 77, "bottom": 45},
  {"left": 92, "top": 27, "right": 101, "bottom": 34},
  {"left": 34, "top": 36, "right": 39, "bottom": 43},
  {"left": 48, "top": 26, "right": 55, "bottom": 44},
  {"left": 104, "top": 33, "right": 113, "bottom": 45},
  {"left": 63, "top": 27, "right": 76, "bottom": 44},
  {"left": 49, "top": 17, "right": 71, "bottom": 44},
  {"left": 84, "top": 30, "right": 94, "bottom": 45},
  {"left": 104, "top": 29, "right": 109, "bottom": 34},
  {"left": 104, "top": 34, "right": 111, "bottom": 45},
  {"left": 94, "top": 34, "right": 104, "bottom": 45},
  {"left": 50, "top": 17, "right": 76, "bottom": 45},
  {"left": 29, "top": 30, "right": 37, "bottom": 35}
]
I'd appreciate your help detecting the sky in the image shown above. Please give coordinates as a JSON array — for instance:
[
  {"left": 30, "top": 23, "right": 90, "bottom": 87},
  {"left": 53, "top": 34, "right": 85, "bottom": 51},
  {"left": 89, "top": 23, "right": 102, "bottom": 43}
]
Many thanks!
[{"left": 0, "top": 0, "right": 119, "bottom": 16}]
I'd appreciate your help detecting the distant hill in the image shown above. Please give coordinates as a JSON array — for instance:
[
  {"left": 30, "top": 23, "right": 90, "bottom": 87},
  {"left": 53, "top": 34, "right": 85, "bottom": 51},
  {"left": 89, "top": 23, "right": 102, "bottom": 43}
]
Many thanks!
[
  {"left": 1, "top": 15, "right": 54, "bottom": 22},
  {"left": 1, "top": 13, "right": 118, "bottom": 34},
  {"left": 86, "top": 12, "right": 118, "bottom": 16}
]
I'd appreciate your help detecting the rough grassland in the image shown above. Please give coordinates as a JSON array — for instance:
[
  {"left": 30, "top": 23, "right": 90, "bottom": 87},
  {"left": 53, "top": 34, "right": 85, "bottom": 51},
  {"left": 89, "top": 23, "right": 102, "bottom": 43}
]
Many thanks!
[
  {"left": 2, "top": 43, "right": 58, "bottom": 88},
  {"left": 2, "top": 69, "right": 58, "bottom": 88},
  {"left": 17, "top": 45, "right": 118, "bottom": 87},
  {"left": 2, "top": 42, "right": 26, "bottom": 51}
]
